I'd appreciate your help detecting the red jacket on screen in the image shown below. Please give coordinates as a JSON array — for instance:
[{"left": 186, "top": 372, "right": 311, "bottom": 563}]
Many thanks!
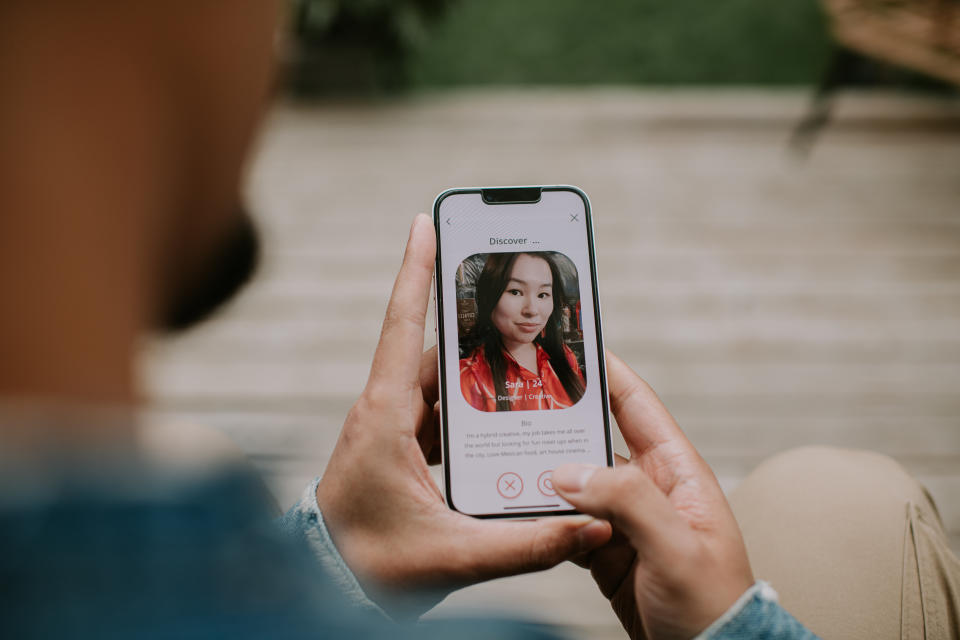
[{"left": 459, "top": 343, "right": 584, "bottom": 412}]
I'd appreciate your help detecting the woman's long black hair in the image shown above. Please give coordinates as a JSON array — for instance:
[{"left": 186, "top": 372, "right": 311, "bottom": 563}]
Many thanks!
[{"left": 465, "top": 252, "right": 585, "bottom": 411}]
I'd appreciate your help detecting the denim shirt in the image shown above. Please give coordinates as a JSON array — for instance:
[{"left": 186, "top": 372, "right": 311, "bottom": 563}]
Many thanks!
[
  {"left": 0, "top": 461, "right": 818, "bottom": 639},
  {"left": 694, "top": 583, "right": 819, "bottom": 640},
  {"left": 283, "top": 477, "right": 820, "bottom": 640}
]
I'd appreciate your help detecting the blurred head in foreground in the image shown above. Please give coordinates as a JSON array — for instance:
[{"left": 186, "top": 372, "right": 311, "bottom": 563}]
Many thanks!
[{"left": 0, "top": 1, "right": 283, "bottom": 407}]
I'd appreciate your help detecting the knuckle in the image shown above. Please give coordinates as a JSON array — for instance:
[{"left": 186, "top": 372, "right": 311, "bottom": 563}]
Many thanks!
[
  {"left": 360, "top": 376, "right": 404, "bottom": 407},
  {"left": 362, "top": 382, "right": 413, "bottom": 414},
  {"left": 342, "top": 403, "right": 372, "bottom": 438},
  {"left": 611, "top": 376, "right": 653, "bottom": 414},
  {"left": 359, "top": 386, "right": 388, "bottom": 411},
  {"left": 524, "top": 527, "right": 571, "bottom": 572},
  {"left": 344, "top": 397, "right": 391, "bottom": 444},
  {"left": 407, "top": 254, "right": 434, "bottom": 281},
  {"left": 613, "top": 465, "right": 649, "bottom": 498},
  {"left": 382, "top": 304, "right": 422, "bottom": 334},
  {"left": 348, "top": 396, "right": 374, "bottom": 422}
]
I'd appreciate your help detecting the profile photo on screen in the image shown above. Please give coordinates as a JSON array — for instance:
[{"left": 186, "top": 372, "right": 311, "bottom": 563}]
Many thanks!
[{"left": 456, "top": 251, "right": 586, "bottom": 412}]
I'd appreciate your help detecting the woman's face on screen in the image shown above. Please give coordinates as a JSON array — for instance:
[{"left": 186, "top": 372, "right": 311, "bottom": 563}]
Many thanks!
[{"left": 491, "top": 254, "right": 554, "bottom": 347}]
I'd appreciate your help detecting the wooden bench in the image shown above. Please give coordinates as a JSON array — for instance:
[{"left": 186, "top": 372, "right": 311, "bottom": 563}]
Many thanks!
[{"left": 793, "top": 0, "right": 960, "bottom": 151}]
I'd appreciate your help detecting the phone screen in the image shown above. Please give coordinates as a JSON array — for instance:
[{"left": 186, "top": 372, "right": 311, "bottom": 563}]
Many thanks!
[{"left": 434, "top": 186, "right": 613, "bottom": 518}]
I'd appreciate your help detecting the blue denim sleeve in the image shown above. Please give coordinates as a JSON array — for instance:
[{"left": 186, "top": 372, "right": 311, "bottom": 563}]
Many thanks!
[
  {"left": 694, "top": 582, "right": 821, "bottom": 640},
  {"left": 277, "top": 476, "right": 389, "bottom": 619},
  {"left": 279, "top": 480, "right": 821, "bottom": 638}
]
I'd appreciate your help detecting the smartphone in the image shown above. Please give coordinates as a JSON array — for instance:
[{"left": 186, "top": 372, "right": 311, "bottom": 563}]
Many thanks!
[{"left": 434, "top": 185, "right": 614, "bottom": 518}]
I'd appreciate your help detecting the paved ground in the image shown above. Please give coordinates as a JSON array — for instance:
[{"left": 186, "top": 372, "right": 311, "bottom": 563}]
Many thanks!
[{"left": 144, "top": 89, "right": 960, "bottom": 638}]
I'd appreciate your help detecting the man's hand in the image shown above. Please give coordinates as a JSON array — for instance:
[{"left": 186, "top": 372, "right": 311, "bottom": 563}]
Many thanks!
[
  {"left": 555, "top": 353, "right": 754, "bottom": 640},
  {"left": 316, "top": 214, "right": 611, "bottom": 614}
]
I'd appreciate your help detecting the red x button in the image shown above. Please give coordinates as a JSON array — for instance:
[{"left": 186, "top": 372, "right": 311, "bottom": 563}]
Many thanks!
[{"left": 496, "top": 472, "right": 523, "bottom": 499}]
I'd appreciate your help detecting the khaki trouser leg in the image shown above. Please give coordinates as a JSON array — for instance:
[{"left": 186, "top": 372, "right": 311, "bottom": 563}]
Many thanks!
[{"left": 728, "top": 446, "right": 960, "bottom": 639}]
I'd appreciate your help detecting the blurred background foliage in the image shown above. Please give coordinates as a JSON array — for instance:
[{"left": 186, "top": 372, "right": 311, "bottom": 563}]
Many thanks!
[
  {"left": 288, "top": 0, "right": 454, "bottom": 95},
  {"left": 288, "top": 0, "right": 834, "bottom": 95},
  {"left": 410, "top": 0, "right": 831, "bottom": 86}
]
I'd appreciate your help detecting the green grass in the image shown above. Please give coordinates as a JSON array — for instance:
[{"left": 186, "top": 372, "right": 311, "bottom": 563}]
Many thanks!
[{"left": 409, "top": 0, "right": 833, "bottom": 86}]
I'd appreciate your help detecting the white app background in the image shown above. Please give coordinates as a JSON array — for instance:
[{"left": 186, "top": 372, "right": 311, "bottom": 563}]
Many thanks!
[{"left": 437, "top": 190, "right": 610, "bottom": 516}]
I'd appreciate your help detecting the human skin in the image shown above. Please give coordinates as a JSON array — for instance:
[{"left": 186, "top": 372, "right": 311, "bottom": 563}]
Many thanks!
[
  {"left": 491, "top": 253, "right": 554, "bottom": 372},
  {"left": 0, "top": 1, "right": 281, "bottom": 403},
  {"left": 316, "top": 216, "right": 612, "bottom": 614},
  {"left": 554, "top": 354, "right": 756, "bottom": 640},
  {"left": 319, "top": 217, "right": 756, "bottom": 632},
  {"left": 2, "top": 2, "right": 755, "bottom": 633},
  {"left": 0, "top": 0, "right": 612, "bottom": 608}
]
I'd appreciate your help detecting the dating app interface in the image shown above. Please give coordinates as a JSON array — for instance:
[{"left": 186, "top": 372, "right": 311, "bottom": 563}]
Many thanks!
[{"left": 437, "top": 189, "right": 610, "bottom": 515}]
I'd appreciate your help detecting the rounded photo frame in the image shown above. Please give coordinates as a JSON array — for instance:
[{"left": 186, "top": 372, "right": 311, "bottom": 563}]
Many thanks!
[{"left": 455, "top": 251, "right": 586, "bottom": 413}]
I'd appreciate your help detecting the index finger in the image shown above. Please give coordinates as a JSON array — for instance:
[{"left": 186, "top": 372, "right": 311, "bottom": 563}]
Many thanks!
[
  {"left": 605, "top": 350, "right": 695, "bottom": 459},
  {"left": 366, "top": 214, "right": 436, "bottom": 393}
]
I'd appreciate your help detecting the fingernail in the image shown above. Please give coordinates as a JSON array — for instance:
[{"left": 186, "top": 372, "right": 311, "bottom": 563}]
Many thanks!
[{"left": 553, "top": 464, "right": 598, "bottom": 493}]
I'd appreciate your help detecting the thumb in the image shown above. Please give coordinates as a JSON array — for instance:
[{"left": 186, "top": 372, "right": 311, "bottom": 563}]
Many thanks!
[
  {"left": 553, "top": 463, "right": 686, "bottom": 555},
  {"left": 462, "top": 516, "right": 612, "bottom": 579}
]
